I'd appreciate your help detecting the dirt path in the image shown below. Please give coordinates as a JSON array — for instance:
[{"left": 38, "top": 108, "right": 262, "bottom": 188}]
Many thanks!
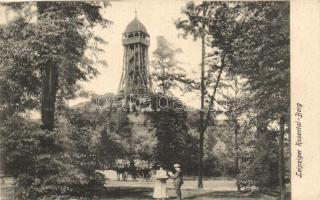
[{"left": 106, "top": 180, "right": 237, "bottom": 191}]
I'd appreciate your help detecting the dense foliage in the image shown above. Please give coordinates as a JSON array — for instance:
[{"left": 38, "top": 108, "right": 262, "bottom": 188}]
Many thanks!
[
  {"left": 176, "top": 1, "right": 290, "bottom": 196},
  {"left": 0, "top": 2, "right": 110, "bottom": 199},
  {"left": 147, "top": 108, "right": 198, "bottom": 173},
  {"left": 0, "top": 2, "right": 109, "bottom": 129},
  {"left": 0, "top": 116, "right": 107, "bottom": 199}
]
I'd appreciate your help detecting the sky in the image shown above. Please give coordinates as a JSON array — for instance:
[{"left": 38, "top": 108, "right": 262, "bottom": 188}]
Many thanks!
[{"left": 78, "top": 0, "right": 203, "bottom": 108}]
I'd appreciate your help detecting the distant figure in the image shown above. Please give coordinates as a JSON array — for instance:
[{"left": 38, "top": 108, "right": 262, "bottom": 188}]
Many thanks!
[
  {"left": 153, "top": 166, "right": 169, "bottom": 200},
  {"left": 129, "top": 160, "right": 137, "bottom": 181},
  {"left": 168, "top": 164, "right": 184, "bottom": 200}
]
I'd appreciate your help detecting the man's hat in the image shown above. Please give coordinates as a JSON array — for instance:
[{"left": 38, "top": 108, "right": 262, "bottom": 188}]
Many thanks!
[{"left": 174, "top": 164, "right": 181, "bottom": 168}]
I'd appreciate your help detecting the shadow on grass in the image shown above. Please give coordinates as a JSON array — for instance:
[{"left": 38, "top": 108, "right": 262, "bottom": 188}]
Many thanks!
[
  {"left": 103, "top": 187, "right": 153, "bottom": 199},
  {"left": 183, "top": 190, "right": 259, "bottom": 199},
  {"left": 183, "top": 190, "right": 290, "bottom": 200},
  {"left": 101, "top": 187, "right": 281, "bottom": 200}
]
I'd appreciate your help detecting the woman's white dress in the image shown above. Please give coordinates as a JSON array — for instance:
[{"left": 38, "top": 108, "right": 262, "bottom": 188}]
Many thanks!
[{"left": 153, "top": 169, "right": 168, "bottom": 199}]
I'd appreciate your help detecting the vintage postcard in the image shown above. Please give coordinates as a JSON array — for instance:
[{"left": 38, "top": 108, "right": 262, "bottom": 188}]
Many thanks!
[{"left": 0, "top": 0, "right": 319, "bottom": 200}]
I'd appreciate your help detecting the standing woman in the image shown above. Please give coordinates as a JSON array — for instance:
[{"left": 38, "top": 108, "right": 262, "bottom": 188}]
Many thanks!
[{"left": 153, "top": 166, "right": 169, "bottom": 200}]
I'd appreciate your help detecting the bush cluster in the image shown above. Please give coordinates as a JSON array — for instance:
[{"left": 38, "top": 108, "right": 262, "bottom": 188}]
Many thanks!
[{"left": 0, "top": 116, "right": 105, "bottom": 200}]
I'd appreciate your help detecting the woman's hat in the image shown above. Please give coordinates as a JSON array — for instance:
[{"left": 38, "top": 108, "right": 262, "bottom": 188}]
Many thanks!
[{"left": 174, "top": 164, "right": 181, "bottom": 168}]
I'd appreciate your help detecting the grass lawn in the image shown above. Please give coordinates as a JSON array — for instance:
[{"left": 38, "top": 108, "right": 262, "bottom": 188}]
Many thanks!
[
  {"left": 1, "top": 179, "right": 289, "bottom": 200},
  {"left": 0, "top": 187, "right": 279, "bottom": 200},
  {"left": 102, "top": 187, "right": 278, "bottom": 200}
]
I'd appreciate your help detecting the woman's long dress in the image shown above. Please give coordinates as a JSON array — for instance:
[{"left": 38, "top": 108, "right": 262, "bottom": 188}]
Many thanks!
[{"left": 153, "top": 169, "right": 168, "bottom": 199}]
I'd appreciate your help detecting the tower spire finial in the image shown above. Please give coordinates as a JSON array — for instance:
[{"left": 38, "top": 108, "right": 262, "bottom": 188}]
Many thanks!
[{"left": 135, "top": 8, "right": 137, "bottom": 18}]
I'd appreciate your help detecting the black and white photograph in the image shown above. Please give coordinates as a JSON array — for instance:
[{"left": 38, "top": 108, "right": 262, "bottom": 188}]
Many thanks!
[{"left": 0, "top": 0, "right": 319, "bottom": 199}]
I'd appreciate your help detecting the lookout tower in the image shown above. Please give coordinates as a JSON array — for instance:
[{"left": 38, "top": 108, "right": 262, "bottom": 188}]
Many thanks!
[{"left": 118, "top": 15, "right": 151, "bottom": 96}]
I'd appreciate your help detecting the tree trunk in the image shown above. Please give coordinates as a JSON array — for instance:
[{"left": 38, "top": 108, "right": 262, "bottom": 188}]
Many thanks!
[
  {"left": 198, "top": 32, "right": 205, "bottom": 189},
  {"left": 234, "top": 120, "right": 241, "bottom": 192},
  {"left": 279, "top": 115, "right": 286, "bottom": 200},
  {"left": 233, "top": 76, "right": 241, "bottom": 192},
  {"left": 198, "top": 54, "right": 224, "bottom": 189},
  {"left": 41, "top": 62, "right": 58, "bottom": 131}
]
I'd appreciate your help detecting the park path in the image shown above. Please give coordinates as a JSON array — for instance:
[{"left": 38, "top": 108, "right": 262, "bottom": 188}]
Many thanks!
[
  {"left": 1, "top": 178, "right": 280, "bottom": 200},
  {"left": 104, "top": 186, "right": 277, "bottom": 200},
  {"left": 105, "top": 180, "right": 278, "bottom": 200},
  {"left": 106, "top": 179, "right": 237, "bottom": 191}
]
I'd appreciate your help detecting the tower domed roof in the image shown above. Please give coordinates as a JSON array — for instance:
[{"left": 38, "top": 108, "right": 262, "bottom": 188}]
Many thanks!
[{"left": 124, "top": 17, "right": 148, "bottom": 35}]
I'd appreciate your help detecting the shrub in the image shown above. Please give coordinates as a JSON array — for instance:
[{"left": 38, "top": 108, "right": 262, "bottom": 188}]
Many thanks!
[
  {"left": 0, "top": 116, "right": 106, "bottom": 199},
  {"left": 238, "top": 130, "right": 279, "bottom": 191}
]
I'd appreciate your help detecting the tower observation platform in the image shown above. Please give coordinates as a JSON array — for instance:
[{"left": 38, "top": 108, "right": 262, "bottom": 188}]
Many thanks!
[{"left": 118, "top": 15, "right": 151, "bottom": 97}]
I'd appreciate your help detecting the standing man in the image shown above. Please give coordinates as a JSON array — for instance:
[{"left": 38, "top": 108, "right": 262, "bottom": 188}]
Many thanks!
[{"left": 168, "top": 164, "right": 184, "bottom": 200}]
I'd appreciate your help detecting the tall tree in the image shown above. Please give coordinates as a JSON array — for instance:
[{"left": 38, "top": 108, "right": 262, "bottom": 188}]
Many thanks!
[
  {"left": 151, "top": 36, "right": 185, "bottom": 95},
  {"left": 176, "top": 1, "right": 212, "bottom": 188},
  {"left": 37, "top": 2, "right": 109, "bottom": 130},
  {"left": 176, "top": 1, "right": 241, "bottom": 188},
  {"left": 178, "top": 2, "right": 289, "bottom": 196},
  {"left": 0, "top": 2, "right": 110, "bottom": 130},
  {"left": 229, "top": 2, "right": 289, "bottom": 198}
]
